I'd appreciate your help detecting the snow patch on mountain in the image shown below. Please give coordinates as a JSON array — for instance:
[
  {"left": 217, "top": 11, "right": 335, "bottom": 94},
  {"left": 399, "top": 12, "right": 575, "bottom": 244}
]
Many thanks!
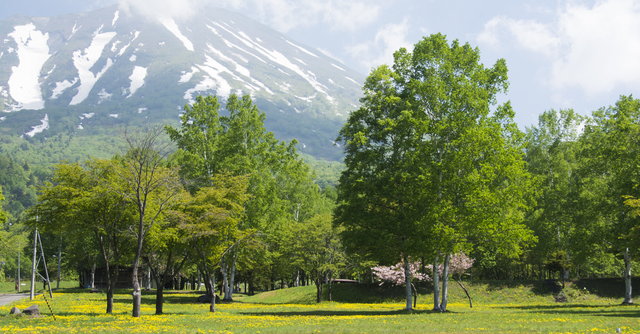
[
  {"left": 345, "top": 77, "right": 360, "bottom": 86},
  {"left": 284, "top": 39, "right": 318, "bottom": 58},
  {"left": 296, "top": 93, "right": 316, "bottom": 103},
  {"left": 128, "top": 66, "right": 147, "bottom": 97},
  {"left": 71, "top": 23, "right": 80, "bottom": 37},
  {"left": 24, "top": 114, "right": 49, "bottom": 137},
  {"left": 129, "top": 54, "right": 136, "bottom": 62},
  {"left": 98, "top": 88, "right": 112, "bottom": 103},
  {"left": 210, "top": 22, "right": 330, "bottom": 99},
  {"left": 207, "top": 23, "right": 266, "bottom": 63},
  {"left": 50, "top": 78, "right": 78, "bottom": 99},
  {"left": 82, "top": 113, "right": 94, "bottom": 118},
  {"left": 184, "top": 76, "right": 217, "bottom": 104},
  {"left": 69, "top": 28, "right": 117, "bottom": 105},
  {"left": 111, "top": 40, "right": 120, "bottom": 52},
  {"left": 331, "top": 64, "right": 345, "bottom": 71},
  {"left": 109, "top": 114, "right": 118, "bottom": 118},
  {"left": 159, "top": 18, "right": 194, "bottom": 51},
  {"left": 112, "top": 11, "right": 119, "bottom": 27},
  {"left": 117, "top": 31, "right": 140, "bottom": 57},
  {"left": 179, "top": 67, "right": 200, "bottom": 83},
  {"left": 278, "top": 82, "right": 291, "bottom": 92},
  {"left": 7, "top": 23, "right": 51, "bottom": 111}
]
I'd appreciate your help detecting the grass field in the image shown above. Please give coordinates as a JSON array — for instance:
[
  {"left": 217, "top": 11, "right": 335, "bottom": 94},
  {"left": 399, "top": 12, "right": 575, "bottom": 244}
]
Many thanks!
[{"left": 0, "top": 279, "right": 638, "bottom": 333}]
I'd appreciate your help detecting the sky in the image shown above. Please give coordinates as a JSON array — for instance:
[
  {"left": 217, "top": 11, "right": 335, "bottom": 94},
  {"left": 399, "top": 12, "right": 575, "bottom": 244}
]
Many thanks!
[{"left": 3, "top": 0, "right": 640, "bottom": 129}]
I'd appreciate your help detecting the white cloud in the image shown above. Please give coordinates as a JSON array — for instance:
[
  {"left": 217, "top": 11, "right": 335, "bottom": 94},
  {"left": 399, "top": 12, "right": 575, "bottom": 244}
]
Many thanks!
[
  {"left": 346, "top": 18, "right": 412, "bottom": 71},
  {"left": 218, "top": 0, "right": 381, "bottom": 32},
  {"left": 118, "top": 0, "right": 204, "bottom": 20},
  {"left": 478, "top": 17, "right": 560, "bottom": 57},
  {"left": 478, "top": 0, "right": 640, "bottom": 95}
]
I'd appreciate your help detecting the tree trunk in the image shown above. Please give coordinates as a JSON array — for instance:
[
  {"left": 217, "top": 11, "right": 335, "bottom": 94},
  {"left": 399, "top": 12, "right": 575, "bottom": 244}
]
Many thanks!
[
  {"left": 131, "top": 250, "right": 142, "bottom": 317},
  {"left": 433, "top": 253, "right": 441, "bottom": 311},
  {"left": 623, "top": 247, "right": 633, "bottom": 305},
  {"left": 228, "top": 252, "right": 237, "bottom": 300},
  {"left": 155, "top": 281, "right": 164, "bottom": 315},
  {"left": 440, "top": 252, "right": 451, "bottom": 311},
  {"left": 404, "top": 253, "right": 413, "bottom": 311},
  {"left": 328, "top": 270, "right": 333, "bottom": 302},
  {"left": 106, "top": 264, "right": 119, "bottom": 314},
  {"left": 221, "top": 257, "right": 229, "bottom": 300},
  {"left": 210, "top": 272, "right": 216, "bottom": 312},
  {"left": 90, "top": 262, "right": 96, "bottom": 288},
  {"left": 315, "top": 277, "right": 323, "bottom": 303},
  {"left": 411, "top": 283, "right": 417, "bottom": 309}
]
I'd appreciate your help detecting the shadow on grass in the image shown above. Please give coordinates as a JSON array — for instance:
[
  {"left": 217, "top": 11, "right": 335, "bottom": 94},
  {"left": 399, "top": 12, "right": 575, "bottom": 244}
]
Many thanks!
[
  {"left": 239, "top": 309, "right": 445, "bottom": 317},
  {"left": 497, "top": 303, "right": 640, "bottom": 318}
]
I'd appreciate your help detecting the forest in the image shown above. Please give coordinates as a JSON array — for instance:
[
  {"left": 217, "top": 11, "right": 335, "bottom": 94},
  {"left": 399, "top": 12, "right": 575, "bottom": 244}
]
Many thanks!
[{"left": 0, "top": 34, "right": 639, "bottom": 315}]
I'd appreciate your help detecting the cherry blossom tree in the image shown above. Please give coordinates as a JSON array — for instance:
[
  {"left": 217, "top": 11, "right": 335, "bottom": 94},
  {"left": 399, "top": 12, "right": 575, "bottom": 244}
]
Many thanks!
[{"left": 373, "top": 259, "right": 430, "bottom": 308}]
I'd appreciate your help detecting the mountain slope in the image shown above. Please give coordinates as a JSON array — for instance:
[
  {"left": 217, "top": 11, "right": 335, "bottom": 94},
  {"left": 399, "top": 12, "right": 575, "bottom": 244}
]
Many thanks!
[{"left": 0, "top": 6, "right": 364, "bottom": 160}]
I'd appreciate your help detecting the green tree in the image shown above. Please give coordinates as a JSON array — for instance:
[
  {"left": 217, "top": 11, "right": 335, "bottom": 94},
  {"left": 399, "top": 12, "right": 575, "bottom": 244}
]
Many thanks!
[
  {"left": 187, "top": 173, "right": 250, "bottom": 312},
  {"left": 580, "top": 95, "right": 640, "bottom": 304},
  {"left": 0, "top": 186, "right": 6, "bottom": 226},
  {"left": 111, "top": 127, "right": 183, "bottom": 317},
  {"left": 29, "top": 160, "right": 136, "bottom": 313},
  {"left": 165, "top": 95, "right": 222, "bottom": 190},
  {"left": 524, "top": 109, "right": 585, "bottom": 279},
  {"left": 142, "top": 193, "right": 192, "bottom": 315},
  {"left": 166, "top": 94, "right": 304, "bottom": 300},
  {"left": 0, "top": 155, "right": 37, "bottom": 222},
  {"left": 335, "top": 34, "right": 535, "bottom": 311},
  {"left": 291, "top": 212, "right": 344, "bottom": 303}
]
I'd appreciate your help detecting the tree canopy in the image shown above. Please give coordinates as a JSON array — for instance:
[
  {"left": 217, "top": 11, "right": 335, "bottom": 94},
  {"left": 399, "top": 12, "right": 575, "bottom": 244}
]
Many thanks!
[{"left": 335, "top": 33, "right": 535, "bottom": 311}]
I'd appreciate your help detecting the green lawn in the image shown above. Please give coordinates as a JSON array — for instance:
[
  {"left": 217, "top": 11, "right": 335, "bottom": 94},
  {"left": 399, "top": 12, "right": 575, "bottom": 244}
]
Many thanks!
[{"left": 0, "top": 280, "right": 638, "bottom": 333}]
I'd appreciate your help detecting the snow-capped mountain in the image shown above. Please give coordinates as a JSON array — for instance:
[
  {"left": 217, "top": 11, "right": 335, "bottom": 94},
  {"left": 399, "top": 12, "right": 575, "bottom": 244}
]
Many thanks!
[{"left": 0, "top": 6, "right": 364, "bottom": 160}]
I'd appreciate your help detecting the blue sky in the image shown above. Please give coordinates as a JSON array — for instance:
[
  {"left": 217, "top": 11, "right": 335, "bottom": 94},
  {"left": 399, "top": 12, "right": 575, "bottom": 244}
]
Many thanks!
[{"left": 3, "top": 0, "right": 640, "bottom": 129}]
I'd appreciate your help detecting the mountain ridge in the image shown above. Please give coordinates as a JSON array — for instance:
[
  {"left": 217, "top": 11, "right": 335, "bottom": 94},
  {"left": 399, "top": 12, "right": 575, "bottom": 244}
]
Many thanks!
[{"left": 0, "top": 5, "right": 364, "bottom": 160}]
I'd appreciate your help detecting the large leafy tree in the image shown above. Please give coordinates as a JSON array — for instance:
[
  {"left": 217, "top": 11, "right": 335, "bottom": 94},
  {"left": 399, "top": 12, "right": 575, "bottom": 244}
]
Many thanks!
[
  {"left": 29, "top": 160, "right": 136, "bottom": 313},
  {"left": 579, "top": 95, "right": 640, "bottom": 304},
  {"left": 335, "top": 33, "right": 535, "bottom": 311},
  {"left": 166, "top": 94, "right": 303, "bottom": 301},
  {"left": 165, "top": 95, "right": 222, "bottom": 190},
  {"left": 524, "top": 109, "right": 585, "bottom": 278},
  {"left": 187, "top": 173, "right": 250, "bottom": 312},
  {"left": 142, "top": 194, "right": 193, "bottom": 315},
  {"left": 111, "top": 127, "right": 183, "bottom": 317}
]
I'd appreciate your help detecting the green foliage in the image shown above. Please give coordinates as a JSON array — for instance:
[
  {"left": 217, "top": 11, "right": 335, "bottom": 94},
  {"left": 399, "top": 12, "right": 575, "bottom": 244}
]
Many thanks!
[
  {"left": 0, "top": 154, "right": 38, "bottom": 222},
  {"left": 0, "top": 186, "right": 6, "bottom": 226},
  {"left": 335, "top": 32, "right": 535, "bottom": 276},
  {"left": 523, "top": 109, "right": 586, "bottom": 270},
  {"left": 579, "top": 96, "right": 640, "bottom": 256}
]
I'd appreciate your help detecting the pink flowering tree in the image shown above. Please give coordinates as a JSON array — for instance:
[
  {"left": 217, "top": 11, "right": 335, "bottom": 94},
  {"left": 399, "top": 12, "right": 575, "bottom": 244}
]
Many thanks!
[
  {"left": 427, "top": 252, "right": 475, "bottom": 308},
  {"left": 373, "top": 259, "right": 431, "bottom": 308}
]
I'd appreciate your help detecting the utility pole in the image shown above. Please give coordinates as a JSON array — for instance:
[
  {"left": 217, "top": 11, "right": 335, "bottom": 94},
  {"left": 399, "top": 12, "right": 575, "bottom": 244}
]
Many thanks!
[{"left": 30, "top": 227, "right": 37, "bottom": 300}]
